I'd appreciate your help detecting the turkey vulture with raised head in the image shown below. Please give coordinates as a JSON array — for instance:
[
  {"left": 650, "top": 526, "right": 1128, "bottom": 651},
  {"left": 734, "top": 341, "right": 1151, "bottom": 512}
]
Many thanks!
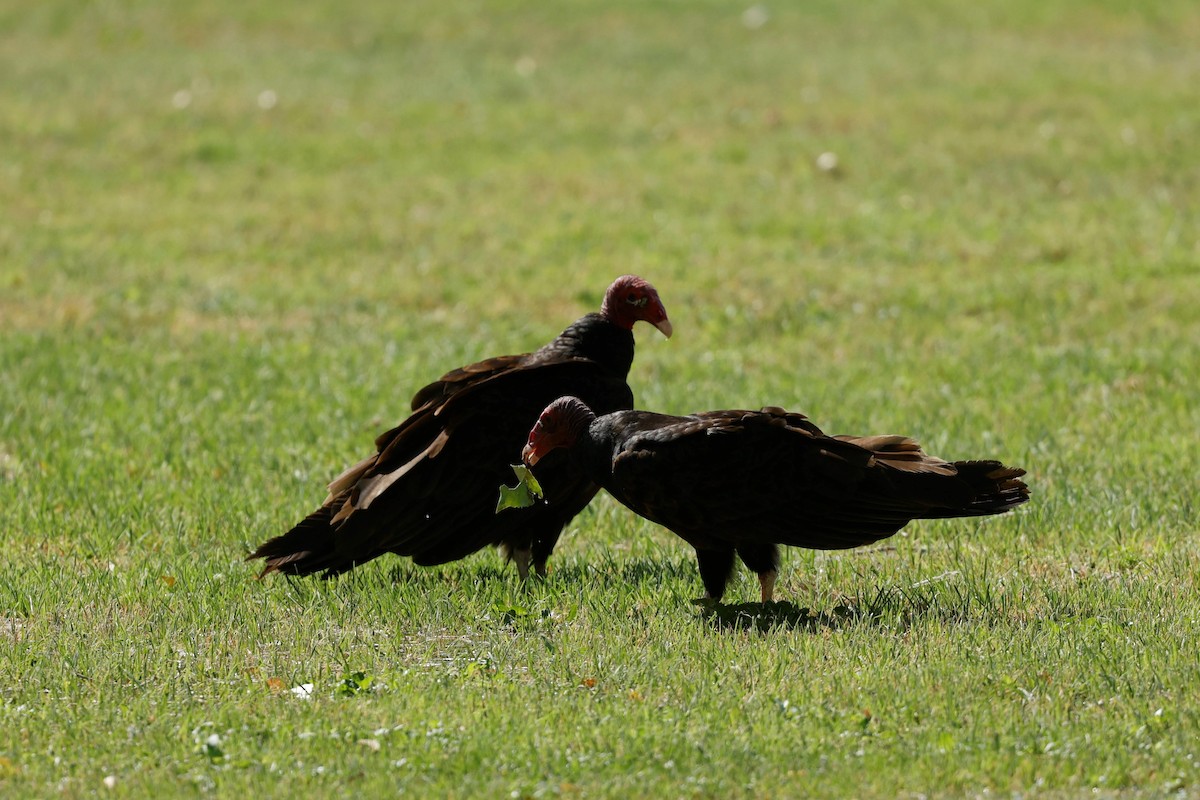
[
  {"left": 522, "top": 397, "right": 1029, "bottom": 602},
  {"left": 249, "top": 276, "right": 671, "bottom": 579}
]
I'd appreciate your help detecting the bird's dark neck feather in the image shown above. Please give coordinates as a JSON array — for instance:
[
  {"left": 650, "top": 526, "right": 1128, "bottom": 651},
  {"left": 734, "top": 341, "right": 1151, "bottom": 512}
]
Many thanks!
[
  {"left": 536, "top": 313, "right": 635, "bottom": 376},
  {"left": 570, "top": 410, "right": 671, "bottom": 485},
  {"left": 567, "top": 418, "right": 622, "bottom": 485}
]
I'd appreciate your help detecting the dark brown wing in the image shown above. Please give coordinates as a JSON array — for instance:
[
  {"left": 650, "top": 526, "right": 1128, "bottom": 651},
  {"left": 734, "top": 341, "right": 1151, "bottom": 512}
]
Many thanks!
[
  {"left": 603, "top": 408, "right": 1027, "bottom": 552},
  {"left": 294, "top": 356, "right": 531, "bottom": 523},
  {"left": 348, "top": 353, "right": 531, "bottom": 469},
  {"left": 251, "top": 358, "right": 633, "bottom": 576},
  {"left": 407, "top": 354, "right": 531, "bottom": 415}
]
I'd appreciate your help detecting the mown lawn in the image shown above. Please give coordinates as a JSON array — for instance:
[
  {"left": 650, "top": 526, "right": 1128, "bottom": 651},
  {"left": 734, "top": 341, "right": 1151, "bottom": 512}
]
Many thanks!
[{"left": 2, "top": 0, "right": 1198, "bottom": 796}]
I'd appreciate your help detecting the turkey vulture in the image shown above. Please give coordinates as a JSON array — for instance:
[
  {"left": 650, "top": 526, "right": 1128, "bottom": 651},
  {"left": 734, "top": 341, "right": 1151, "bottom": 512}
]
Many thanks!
[
  {"left": 522, "top": 397, "right": 1029, "bottom": 603},
  {"left": 249, "top": 276, "right": 672, "bottom": 579}
]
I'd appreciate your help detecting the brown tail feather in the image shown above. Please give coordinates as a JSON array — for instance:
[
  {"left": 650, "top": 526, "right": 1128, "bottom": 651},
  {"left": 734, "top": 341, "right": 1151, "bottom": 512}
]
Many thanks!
[
  {"left": 920, "top": 460, "right": 1030, "bottom": 518},
  {"left": 247, "top": 501, "right": 367, "bottom": 578}
]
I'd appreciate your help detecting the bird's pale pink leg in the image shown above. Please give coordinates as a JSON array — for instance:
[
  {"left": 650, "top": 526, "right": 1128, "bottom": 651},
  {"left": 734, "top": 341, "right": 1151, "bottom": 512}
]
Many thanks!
[
  {"left": 759, "top": 570, "right": 777, "bottom": 604},
  {"left": 512, "top": 547, "right": 532, "bottom": 580}
]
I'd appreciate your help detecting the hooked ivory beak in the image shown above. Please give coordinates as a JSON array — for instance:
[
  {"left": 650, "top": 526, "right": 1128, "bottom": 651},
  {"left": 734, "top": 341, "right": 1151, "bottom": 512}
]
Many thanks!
[
  {"left": 654, "top": 318, "right": 674, "bottom": 338},
  {"left": 521, "top": 443, "right": 540, "bottom": 466}
]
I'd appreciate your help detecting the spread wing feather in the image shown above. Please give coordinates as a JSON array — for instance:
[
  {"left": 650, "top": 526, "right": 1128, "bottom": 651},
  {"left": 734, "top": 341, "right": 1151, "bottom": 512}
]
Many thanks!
[{"left": 251, "top": 357, "right": 632, "bottom": 577}]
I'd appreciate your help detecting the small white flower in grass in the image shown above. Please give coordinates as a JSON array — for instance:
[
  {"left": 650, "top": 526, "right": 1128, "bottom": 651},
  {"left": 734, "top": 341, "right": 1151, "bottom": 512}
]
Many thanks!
[
  {"left": 258, "top": 90, "right": 278, "bottom": 110},
  {"left": 199, "top": 733, "right": 225, "bottom": 761},
  {"left": 742, "top": 5, "right": 769, "bottom": 29},
  {"left": 514, "top": 56, "right": 537, "bottom": 77},
  {"left": 358, "top": 738, "right": 381, "bottom": 752},
  {"left": 291, "top": 683, "right": 315, "bottom": 699},
  {"left": 172, "top": 90, "right": 192, "bottom": 109},
  {"left": 103, "top": 775, "right": 117, "bottom": 789},
  {"left": 815, "top": 151, "right": 839, "bottom": 173}
]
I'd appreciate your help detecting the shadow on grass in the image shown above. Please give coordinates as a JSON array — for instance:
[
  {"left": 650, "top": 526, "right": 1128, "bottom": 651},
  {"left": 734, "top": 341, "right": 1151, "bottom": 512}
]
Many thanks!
[
  {"left": 694, "top": 599, "right": 823, "bottom": 632},
  {"left": 356, "top": 555, "right": 1003, "bottom": 634},
  {"left": 693, "top": 597, "right": 925, "bottom": 634},
  {"left": 695, "top": 577, "right": 1003, "bottom": 633},
  {"left": 550, "top": 557, "right": 696, "bottom": 588},
  {"left": 379, "top": 553, "right": 689, "bottom": 586},
  {"left": 384, "top": 562, "right": 509, "bottom": 586}
]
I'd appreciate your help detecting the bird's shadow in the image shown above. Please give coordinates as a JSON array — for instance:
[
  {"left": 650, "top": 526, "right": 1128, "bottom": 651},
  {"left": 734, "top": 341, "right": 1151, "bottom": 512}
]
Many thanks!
[
  {"left": 694, "top": 575, "right": 996, "bottom": 633},
  {"left": 692, "top": 599, "right": 856, "bottom": 633},
  {"left": 374, "top": 555, "right": 990, "bottom": 634},
  {"left": 550, "top": 556, "right": 697, "bottom": 588}
]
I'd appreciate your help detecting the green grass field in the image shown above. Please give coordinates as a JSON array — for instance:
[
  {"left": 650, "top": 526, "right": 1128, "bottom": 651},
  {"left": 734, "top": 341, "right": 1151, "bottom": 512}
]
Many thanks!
[{"left": 3, "top": 0, "right": 1199, "bottom": 796}]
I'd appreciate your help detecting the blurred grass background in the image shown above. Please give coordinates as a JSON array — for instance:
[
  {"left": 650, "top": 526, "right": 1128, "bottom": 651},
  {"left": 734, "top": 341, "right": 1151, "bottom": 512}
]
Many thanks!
[{"left": 1, "top": 0, "right": 1198, "bottom": 796}]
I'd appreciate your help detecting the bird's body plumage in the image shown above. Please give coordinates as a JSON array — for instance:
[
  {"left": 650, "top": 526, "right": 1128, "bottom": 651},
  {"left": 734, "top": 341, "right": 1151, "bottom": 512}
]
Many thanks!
[
  {"left": 250, "top": 278, "right": 670, "bottom": 579},
  {"left": 525, "top": 400, "right": 1029, "bottom": 601}
]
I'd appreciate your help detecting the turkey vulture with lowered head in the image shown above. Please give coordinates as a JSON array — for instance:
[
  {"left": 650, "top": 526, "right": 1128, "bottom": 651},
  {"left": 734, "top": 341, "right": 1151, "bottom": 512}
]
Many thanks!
[
  {"left": 522, "top": 397, "right": 1029, "bottom": 602},
  {"left": 249, "top": 276, "right": 672, "bottom": 579}
]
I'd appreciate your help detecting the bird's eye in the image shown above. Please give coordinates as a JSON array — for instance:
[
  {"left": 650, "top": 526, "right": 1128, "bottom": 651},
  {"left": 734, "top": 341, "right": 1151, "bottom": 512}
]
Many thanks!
[{"left": 625, "top": 292, "right": 648, "bottom": 307}]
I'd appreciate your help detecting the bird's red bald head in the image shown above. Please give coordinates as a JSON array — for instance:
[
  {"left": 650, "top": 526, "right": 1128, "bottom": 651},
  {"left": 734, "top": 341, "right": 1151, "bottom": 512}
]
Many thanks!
[
  {"left": 522, "top": 396, "right": 596, "bottom": 466},
  {"left": 600, "top": 275, "right": 672, "bottom": 338}
]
